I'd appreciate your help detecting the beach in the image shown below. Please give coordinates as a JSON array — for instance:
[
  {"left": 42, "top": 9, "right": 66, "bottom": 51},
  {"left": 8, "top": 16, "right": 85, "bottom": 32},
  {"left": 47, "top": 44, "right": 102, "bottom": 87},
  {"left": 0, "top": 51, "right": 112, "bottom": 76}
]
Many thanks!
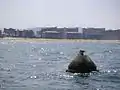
[{"left": 0, "top": 37, "right": 120, "bottom": 44}]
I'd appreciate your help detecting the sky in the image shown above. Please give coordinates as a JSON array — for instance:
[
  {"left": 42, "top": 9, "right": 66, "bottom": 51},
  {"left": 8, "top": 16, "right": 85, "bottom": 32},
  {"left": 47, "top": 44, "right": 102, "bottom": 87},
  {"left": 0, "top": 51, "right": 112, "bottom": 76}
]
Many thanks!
[{"left": 0, "top": 0, "right": 120, "bottom": 29}]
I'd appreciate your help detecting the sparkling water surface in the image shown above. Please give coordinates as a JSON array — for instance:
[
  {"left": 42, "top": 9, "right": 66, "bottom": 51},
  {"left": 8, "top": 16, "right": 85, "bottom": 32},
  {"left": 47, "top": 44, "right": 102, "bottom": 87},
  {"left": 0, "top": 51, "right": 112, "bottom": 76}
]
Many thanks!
[{"left": 0, "top": 39, "right": 120, "bottom": 90}]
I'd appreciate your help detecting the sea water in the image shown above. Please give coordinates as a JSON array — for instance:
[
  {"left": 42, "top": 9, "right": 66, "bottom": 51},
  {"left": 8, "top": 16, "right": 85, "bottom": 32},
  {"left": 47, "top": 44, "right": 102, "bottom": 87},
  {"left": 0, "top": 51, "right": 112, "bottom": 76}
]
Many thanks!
[{"left": 0, "top": 39, "right": 120, "bottom": 90}]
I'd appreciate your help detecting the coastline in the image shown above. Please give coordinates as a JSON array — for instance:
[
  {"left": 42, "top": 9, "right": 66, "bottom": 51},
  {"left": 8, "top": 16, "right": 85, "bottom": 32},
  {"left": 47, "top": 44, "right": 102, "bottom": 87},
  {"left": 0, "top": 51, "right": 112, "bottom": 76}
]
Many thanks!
[{"left": 0, "top": 37, "right": 120, "bottom": 43}]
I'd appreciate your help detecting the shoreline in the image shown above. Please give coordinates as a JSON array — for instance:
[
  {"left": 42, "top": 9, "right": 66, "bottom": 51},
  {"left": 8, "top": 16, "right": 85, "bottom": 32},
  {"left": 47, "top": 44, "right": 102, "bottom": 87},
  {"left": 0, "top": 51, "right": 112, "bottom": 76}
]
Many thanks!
[{"left": 0, "top": 37, "right": 120, "bottom": 43}]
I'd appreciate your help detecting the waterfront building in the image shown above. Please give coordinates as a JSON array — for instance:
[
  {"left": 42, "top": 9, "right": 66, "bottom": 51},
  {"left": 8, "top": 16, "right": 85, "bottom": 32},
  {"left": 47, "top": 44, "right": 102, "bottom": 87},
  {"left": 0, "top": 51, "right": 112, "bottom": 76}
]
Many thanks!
[
  {"left": 22, "top": 30, "right": 35, "bottom": 38},
  {"left": 66, "top": 32, "right": 82, "bottom": 39},
  {"left": 0, "top": 30, "right": 1, "bottom": 34},
  {"left": 4, "top": 28, "right": 16, "bottom": 37},
  {"left": 101, "top": 29, "right": 120, "bottom": 40},
  {"left": 82, "top": 28, "right": 105, "bottom": 39},
  {"left": 42, "top": 31, "right": 63, "bottom": 39}
]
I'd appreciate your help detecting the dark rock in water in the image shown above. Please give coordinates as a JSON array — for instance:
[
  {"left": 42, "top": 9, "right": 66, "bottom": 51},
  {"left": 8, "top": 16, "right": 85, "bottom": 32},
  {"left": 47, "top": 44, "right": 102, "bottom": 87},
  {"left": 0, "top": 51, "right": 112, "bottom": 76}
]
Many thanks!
[{"left": 66, "top": 50, "right": 98, "bottom": 73}]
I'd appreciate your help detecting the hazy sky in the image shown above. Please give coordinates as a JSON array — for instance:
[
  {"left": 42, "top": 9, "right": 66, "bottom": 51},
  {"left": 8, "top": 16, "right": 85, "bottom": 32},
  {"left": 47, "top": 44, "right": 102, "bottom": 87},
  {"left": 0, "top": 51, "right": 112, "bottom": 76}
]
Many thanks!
[{"left": 0, "top": 0, "right": 120, "bottom": 29}]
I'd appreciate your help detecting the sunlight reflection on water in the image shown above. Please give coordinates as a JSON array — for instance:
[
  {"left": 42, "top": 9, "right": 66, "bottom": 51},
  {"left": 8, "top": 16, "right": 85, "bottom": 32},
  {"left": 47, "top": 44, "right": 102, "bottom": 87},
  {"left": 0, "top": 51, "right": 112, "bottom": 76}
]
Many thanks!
[{"left": 0, "top": 40, "right": 120, "bottom": 90}]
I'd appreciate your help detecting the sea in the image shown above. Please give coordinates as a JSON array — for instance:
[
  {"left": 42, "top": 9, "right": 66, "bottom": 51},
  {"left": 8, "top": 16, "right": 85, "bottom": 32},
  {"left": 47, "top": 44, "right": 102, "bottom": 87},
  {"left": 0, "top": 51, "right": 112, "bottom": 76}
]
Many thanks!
[{"left": 0, "top": 39, "right": 120, "bottom": 90}]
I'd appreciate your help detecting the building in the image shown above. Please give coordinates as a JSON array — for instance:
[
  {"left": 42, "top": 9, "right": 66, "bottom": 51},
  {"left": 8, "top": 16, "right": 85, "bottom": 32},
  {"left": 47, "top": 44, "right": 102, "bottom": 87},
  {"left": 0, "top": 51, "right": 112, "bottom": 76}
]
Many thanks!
[
  {"left": 42, "top": 31, "right": 63, "bottom": 39},
  {"left": 22, "top": 30, "right": 35, "bottom": 38},
  {"left": 56, "top": 27, "right": 78, "bottom": 33},
  {"left": 65, "top": 27, "right": 79, "bottom": 32},
  {"left": 101, "top": 29, "right": 120, "bottom": 40},
  {"left": 40, "top": 27, "right": 79, "bottom": 39},
  {"left": 36, "top": 31, "right": 42, "bottom": 38},
  {"left": 66, "top": 32, "right": 82, "bottom": 39},
  {"left": 0, "top": 30, "right": 2, "bottom": 37},
  {"left": 41, "top": 27, "right": 57, "bottom": 33},
  {"left": 27, "top": 27, "right": 42, "bottom": 37},
  {"left": 3, "top": 28, "right": 19, "bottom": 37},
  {"left": 82, "top": 28, "right": 105, "bottom": 39},
  {"left": 16, "top": 30, "right": 24, "bottom": 37},
  {"left": 4, "top": 28, "right": 16, "bottom": 37}
]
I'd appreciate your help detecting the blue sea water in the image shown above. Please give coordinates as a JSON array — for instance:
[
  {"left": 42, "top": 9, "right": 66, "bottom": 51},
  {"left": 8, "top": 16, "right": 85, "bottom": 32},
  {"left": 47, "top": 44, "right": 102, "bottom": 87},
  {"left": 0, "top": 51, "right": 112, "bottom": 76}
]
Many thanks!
[{"left": 0, "top": 39, "right": 120, "bottom": 90}]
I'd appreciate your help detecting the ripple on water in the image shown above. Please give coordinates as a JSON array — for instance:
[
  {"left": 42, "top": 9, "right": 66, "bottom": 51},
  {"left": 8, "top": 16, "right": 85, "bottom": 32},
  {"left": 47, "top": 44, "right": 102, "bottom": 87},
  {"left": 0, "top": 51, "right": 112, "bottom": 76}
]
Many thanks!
[{"left": 0, "top": 40, "right": 120, "bottom": 90}]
